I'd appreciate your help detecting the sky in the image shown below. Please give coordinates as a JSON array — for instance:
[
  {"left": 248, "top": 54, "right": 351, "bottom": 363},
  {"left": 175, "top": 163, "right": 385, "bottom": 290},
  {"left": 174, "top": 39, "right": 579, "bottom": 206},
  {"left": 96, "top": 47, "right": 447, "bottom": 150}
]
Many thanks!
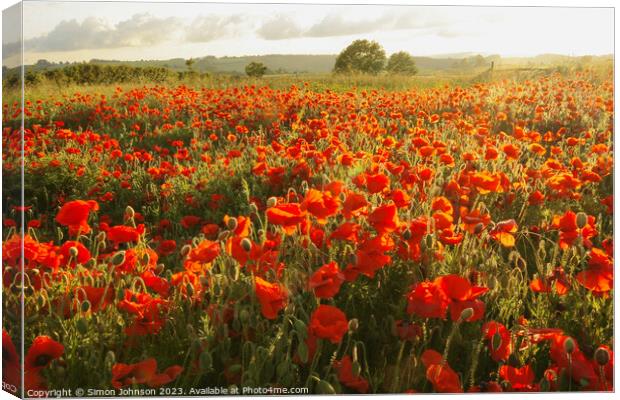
[{"left": 2, "top": 1, "right": 615, "bottom": 67}]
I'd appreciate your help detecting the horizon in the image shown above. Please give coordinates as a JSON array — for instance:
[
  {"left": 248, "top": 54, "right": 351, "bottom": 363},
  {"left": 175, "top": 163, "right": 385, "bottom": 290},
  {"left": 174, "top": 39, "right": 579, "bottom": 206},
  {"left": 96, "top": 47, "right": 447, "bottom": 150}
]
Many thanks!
[{"left": 2, "top": 2, "right": 614, "bottom": 68}]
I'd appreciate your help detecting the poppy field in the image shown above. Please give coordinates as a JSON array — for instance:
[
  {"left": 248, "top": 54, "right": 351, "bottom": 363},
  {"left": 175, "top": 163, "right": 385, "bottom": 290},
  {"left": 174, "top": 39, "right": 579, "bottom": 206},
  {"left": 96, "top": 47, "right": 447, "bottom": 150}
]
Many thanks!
[{"left": 1, "top": 68, "right": 614, "bottom": 395}]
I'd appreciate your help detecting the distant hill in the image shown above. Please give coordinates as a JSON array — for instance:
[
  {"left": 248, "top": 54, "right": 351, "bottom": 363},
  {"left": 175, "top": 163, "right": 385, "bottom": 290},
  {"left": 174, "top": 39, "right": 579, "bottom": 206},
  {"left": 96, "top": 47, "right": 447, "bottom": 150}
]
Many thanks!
[{"left": 9, "top": 53, "right": 613, "bottom": 77}]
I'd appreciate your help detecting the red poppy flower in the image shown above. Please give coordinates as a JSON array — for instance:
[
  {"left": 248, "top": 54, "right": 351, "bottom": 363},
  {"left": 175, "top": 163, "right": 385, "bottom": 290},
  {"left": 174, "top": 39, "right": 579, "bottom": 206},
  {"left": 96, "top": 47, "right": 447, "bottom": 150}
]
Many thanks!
[
  {"left": 59, "top": 241, "right": 91, "bottom": 266},
  {"left": 301, "top": 189, "right": 340, "bottom": 224},
  {"left": 551, "top": 211, "right": 597, "bottom": 249},
  {"left": 309, "top": 262, "right": 345, "bottom": 299},
  {"left": 434, "top": 274, "right": 488, "bottom": 322},
  {"left": 254, "top": 277, "right": 288, "bottom": 320},
  {"left": 184, "top": 239, "right": 221, "bottom": 273},
  {"left": 157, "top": 239, "right": 177, "bottom": 256},
  {"left": 368, "top": 203, "right": 400, "bottom": 234},
  {"left": 106, "top": 224, "right": 144, "bottom": 245},
  {"left": 2, "top": 330, "right": 20, "bottom": 393},
  {"left": 266, "top": 203, "right": 306, "bottom": 234},
  {"left": 499, "top": 365, "right": 537, "bottom": 391},
  {"left": 334, "top": 355, "right": 369, "bottom": 393},
  {"left": 422, "top": 349, "right": 462, "bottom": 393},
  {"left": 111, "top": 358, "right": 183, "bottom": 389},
  {"left": 364, "top": 172, "right": 389, "bottom": 194},
  {"left": 309, "top": 305, "right": 348, "bottom": 344},
  {"left": 24, "top": 336, "right": 64, "bottom": 372},
  {"left": 55, "top": 199, "right": 99, "bottom": 235},
  {"left": 406, "top": 281, "right": 448, "bottom": 319},
  {"left": 482, "top": 321, "right": 512, "bottom": 362},
  {"left": 117, "top": 290, "right": 169, "bottom": 336},
  {"left": 341, "top": 192, "right": 368, "bottom": 220},
  {"left": 489, "top": 219, "right": 518, "bottom": 247}
]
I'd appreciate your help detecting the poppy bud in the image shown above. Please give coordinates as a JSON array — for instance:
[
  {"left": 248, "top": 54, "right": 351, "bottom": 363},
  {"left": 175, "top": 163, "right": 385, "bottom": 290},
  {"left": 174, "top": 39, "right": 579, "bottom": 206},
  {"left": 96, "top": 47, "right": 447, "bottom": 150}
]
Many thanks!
[
  {"left": 80, "top": 300, "right": 91, "bottom": 313},
  {"left": 111, "top": 251, "right": 126, "bottom": 266},
  {"left": 240, "top": 238, "right": 252, "bottom": 252},
  {"left": 125, "top": 205, "right": 135, "bottom": 219},
  {"left": 180, "top": 244, "right": 192, "bottom": 258},
  {"left": 69, "top": 246, "right": 79, "bottom": 258},
  {"left": 459, "top": 307, "right": 474, "bottom": 322},
  {"left": 249, "top": 203, "right": 259, "bottom": 214},
  {"left": 217, "top": 230, "right": 230, "bottom": 241},
  {"left": 96, "top": 231, "right": 106, "bottom": 243},
  {"left": 239, "top": 309, "right": 250, "bottom": 324},
  {"left": 155, "top": 263, "right": 165, "bottom": 274},
  {"left": 402, "top": 229, "right": 412, "bottom": 240},
  {"left": 267, "top": 197, "right": 278, "bottom": 207},
  {"left": 76, "top": 317, "right": 88, "bottom": 334},
  {"left": 141, "top": 252, "right": 150, "bottom": 266},
  {"left": 563, "top": 337, "right": 575, "bottom": 355},
  {"left": 515, "top": 257, "right": 526, "bottom": 270},
  {"left": 226, "top": 217, "right": 238, "bottom": 231},
  {"left": 348, "top": 318, "right": 359, "bottom": 332},
  {"left": 424, "top": 234, "right": 434, "bottom": 250},
  {"left": 594, "top": 347, "right": 610, "bottom": 366},
  {"left": 576, "top": 212, "right": 588, "bottom": 229},
  {"left": 315, "top": 380, "right": 336, "bottom": 394},
  {"left": 105, "top": 351, "right": 116, "bottom": 367}
]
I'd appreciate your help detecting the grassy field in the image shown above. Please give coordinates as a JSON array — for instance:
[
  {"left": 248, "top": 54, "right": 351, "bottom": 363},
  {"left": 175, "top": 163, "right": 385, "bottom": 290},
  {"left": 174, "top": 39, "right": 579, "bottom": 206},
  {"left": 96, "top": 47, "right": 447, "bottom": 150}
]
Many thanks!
[{"left": 2, "top": 65, "right": 614, "bottom": 395}]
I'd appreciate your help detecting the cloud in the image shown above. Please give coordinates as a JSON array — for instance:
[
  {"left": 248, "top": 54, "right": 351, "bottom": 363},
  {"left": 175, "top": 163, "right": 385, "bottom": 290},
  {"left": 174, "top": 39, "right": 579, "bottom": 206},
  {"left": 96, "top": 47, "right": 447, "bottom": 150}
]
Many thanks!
[
  {"left": 185, "top": 14, "right": 247, "bottom": 42},
  {"left": 256, "top": 15, "right": 303, "bottom": 40},
  {"left": 23, "top": 13, "right": 181, "bottom": 52},
  {"left": 305, "top": 14, "right": 394, "bottom": 38},
  {"left": 257, "top": 10, "right": 460, "bottom": 40}
]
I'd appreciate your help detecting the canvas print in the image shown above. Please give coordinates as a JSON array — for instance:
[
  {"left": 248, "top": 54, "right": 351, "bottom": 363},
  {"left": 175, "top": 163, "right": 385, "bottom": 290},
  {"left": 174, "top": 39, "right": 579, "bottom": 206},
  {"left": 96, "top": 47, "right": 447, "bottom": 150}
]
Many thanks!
[{"left": 1, "top": 0, "right": 615, "bottom": 398}]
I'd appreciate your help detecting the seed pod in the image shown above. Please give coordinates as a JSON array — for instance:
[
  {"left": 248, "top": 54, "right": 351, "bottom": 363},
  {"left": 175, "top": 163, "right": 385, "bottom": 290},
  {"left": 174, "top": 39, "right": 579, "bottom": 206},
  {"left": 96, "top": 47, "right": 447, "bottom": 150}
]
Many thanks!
[
  {"left": 180, "top": 244, "right": 192, "bottom": 258},
  {"left": 80, "top": 300, "right": 91, "bottom": 314},
  {"left": 111, "top": 251, "right": 126, "bottom": 266},
  {"left": 563, "top": 337, "right": 575, "bottom": 355},
  {"left": 424, "top": 233, "right": 434, "bottom": 250},
  {"left": 240, "top": 238, "right": 252, "bottom": 252},
  {"left": 249, "top": 203, "right": 259, "bottom": 214},
  {"left": 76, "top": 317, "right": 88, "bottom": 334},
  {"left": 594, "top": 347, "right": 610, "bottom": 366},
  {"left": 125, "top": 205, "right": 135, "bottom": 219},
  {"left": 348, "top": 318, "right": 359, "bottom": 332},
  {"left": 315, "top": 380, "right": 336, "bottom": 394},
  {"left": 267, "top": 197, "right": 278, "bottom": 207},
  {"left": 459, "top": 307, "right": 474, "bottom": 322},
  {"left": 402, "top": 229, "right": 412, "bottom": 240},
  {"left": 217, "top": 230, "right": 230, "bottom": 241},
  {"left": 69, "top": 246, "right": 79, "bottom": 258},
  {"left": 576, "top": 212, "right": 588, "bottom": 229},
  {"left": 239, "top": 309, "right": 250, "bottom": 324},
  {"left": 105, "top": 351, "right": 116, "bottom": 367},
  {"left": 227, "top": 217, "right": 238, "bottom": 231}
]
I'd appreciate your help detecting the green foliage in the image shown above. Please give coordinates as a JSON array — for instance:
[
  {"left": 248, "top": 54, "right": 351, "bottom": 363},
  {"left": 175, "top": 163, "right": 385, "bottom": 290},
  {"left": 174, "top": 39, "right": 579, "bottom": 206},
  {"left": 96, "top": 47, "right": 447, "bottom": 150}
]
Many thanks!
[
  {"left": 245, "top": 62, "right": 268, "bottom": 78},
  {"left": 386, "top": 51, "right": 418, "bottom": 75},
  {"left": 334, "top": 39, "right": 387, "bottom": 75}
]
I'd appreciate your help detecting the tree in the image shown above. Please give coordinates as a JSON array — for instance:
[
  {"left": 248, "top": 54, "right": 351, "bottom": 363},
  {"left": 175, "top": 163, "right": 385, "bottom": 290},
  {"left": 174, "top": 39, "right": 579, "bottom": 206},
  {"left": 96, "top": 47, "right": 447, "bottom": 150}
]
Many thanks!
[
  {"left": 334, "top": 39, "right": 386, "bottom": 75},
  {"left": 185, "top": 58, "right": 195, "bottom": 71},
  {"left": 386, "top": 51, "right": 418, "bottom": 75},
  {"left": 245, "top": 62, "right": 268, "bottom": 78}
]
